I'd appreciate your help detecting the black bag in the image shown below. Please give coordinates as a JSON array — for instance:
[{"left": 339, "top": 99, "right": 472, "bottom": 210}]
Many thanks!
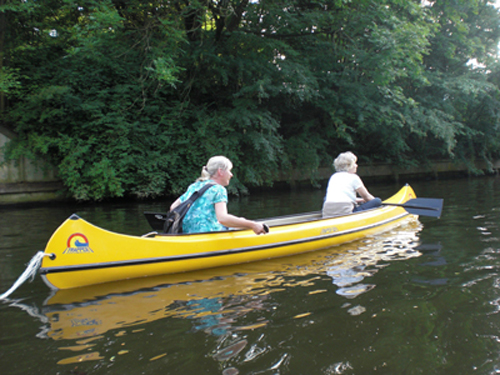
[{"left": 144, "top": 183, "right": 215, "bottom": 234}]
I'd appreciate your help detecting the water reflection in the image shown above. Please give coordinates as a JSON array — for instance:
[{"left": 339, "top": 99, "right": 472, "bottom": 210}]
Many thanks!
[
  {"left": 326, "top": 220, "right": 423, "bottom": 299},
  {"left": 3, "top": 217, "right": 430, "bottom": 373}
]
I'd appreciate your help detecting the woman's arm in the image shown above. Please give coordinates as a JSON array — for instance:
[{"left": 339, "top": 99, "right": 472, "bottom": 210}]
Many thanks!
[
  {"left": 355, "top": 185, "right": 375, "bottom": 203},
  {"left": 214, "top": 202, "right": 267, "bottom": 234},
  {"left": 170, "top": 198, "right": 181, "bottom": 211}
]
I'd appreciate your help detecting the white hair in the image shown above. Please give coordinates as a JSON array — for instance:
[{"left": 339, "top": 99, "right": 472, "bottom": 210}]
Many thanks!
[
  {"left": 197, "top": 155, "right": 233, "bottom": 181},
  {"left": 333, "top": 151, "right": 357, "bottom": 172}
]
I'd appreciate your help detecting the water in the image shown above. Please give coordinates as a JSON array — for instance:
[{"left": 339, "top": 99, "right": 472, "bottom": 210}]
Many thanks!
[{"left": 1, "top": 177, "right": 500, "bottom": 374}]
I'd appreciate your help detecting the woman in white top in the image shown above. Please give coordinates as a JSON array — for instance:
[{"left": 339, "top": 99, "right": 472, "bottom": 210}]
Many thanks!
[{"left": 322, "top": 152, "right": 382, "bottom": 218}]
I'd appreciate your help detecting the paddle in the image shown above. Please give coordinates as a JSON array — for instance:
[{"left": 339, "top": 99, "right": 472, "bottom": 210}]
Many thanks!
[{"left": 382, "top": 198, "right": 444, "bottom": 218}]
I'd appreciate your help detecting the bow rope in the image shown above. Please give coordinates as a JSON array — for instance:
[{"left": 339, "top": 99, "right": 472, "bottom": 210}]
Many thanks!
[{"left": 0, "top": 251, "right": 51, "bottom": 300}]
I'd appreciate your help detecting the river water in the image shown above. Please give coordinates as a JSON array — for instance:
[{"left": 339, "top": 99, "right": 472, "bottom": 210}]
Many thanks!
[{"left": 1, "top": 177, "right": 500, "bottom": 374}]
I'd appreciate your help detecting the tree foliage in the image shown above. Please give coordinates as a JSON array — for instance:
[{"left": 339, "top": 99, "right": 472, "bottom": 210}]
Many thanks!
[{"left": 1, "top": 0, "right": 500, "bottom": 200}]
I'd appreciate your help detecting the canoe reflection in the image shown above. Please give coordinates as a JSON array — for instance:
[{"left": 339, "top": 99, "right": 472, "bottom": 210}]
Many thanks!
[
  {"left": 326, "top": 220, "right": 424, "bottom": 298},
  {"left": 40, "top": 217, "right": 423, "bottom": 342}
]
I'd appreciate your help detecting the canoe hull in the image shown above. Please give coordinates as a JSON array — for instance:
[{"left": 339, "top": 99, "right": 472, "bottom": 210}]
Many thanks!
[{"left": 40, "top": 185, "right": 417, "bottom": 289}]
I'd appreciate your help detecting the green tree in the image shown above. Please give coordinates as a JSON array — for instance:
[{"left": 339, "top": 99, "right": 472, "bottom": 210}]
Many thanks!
[
  {"left": 408, "top": 0, "right": 500, "bottom": 170},
  {"left": 2, "top": 0, "right": 500, "bottom": 201}
]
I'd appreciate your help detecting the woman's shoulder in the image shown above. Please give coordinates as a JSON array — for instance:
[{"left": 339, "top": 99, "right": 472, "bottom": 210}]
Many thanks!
[
  {"left": 194, "top": 180, "right": 227, "bottom": 195},
  {"left": 331, "top": 171, "right": 350, "bottom": 180},
  {"left": 182, "top": 180, "right": 213, "bottom": 198},
  {"left": 189, "top": 180, "right": 216, "bottom": 189},
  {"left": 209, "top": 183, "right": 227, "bottom": 196},
  {"left": 330, "top": 172, "right": 362, "bottom": 185}
]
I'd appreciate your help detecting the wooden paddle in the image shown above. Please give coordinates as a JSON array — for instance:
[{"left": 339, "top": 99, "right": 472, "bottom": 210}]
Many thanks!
[{"left": 382, "top": 198, "right": 444, "bottom": 218}]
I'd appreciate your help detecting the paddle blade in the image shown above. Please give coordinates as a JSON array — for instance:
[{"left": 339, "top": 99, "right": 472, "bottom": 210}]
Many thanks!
[{"left": 402, "top": 198, "right": 444, "bottom": 218}]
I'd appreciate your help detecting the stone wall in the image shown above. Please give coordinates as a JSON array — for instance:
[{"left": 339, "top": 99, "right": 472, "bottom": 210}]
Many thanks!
[
  {"left": 0, "top": 132, "right": 63, "bottom": 205},
  {"left": 1, "top": 127, "right": 499, "bottom": 205},
  {"left": 278, "top": 159, "right": 500, "bottom": 188}
]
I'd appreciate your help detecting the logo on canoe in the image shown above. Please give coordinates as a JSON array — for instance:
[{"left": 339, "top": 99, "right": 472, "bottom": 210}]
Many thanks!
[
  {"left": 320, "top": 226, "right": 339, "bottom": 235},
  {"left": 63, "top": 233, "right": 94, "bottom": 254}
]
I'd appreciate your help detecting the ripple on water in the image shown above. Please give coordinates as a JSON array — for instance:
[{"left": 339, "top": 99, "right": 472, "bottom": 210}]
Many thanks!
[
  {"left": 213, "top": 339, "right": 248, "bottom": 361},
  {"left": 324, "top": 220, "right": 423, "bottom": 300},
  {"left": 324, "top": 361, "right": 354, "bottom": 374}
]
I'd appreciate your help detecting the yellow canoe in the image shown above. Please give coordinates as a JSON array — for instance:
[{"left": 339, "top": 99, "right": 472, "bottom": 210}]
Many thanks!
[
  {"left": 40, "top": 184, "right": 420, "bottom": 290},
  {"left": 41, "top": 219, "right": 423, "bottom": 345}
]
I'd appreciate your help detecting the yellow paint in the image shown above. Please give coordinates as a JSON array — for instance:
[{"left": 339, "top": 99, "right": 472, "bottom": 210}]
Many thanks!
[{"left": 40, "top": 185, "right": 416, "bottom": 290}]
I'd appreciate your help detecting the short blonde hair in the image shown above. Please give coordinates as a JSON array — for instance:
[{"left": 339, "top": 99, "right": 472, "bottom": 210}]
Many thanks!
[
  {"left": 197, "top": 155, "right": 233, "bottom": 181},
  {"left": 333, "top": 151, "right": 357, "bottom": 172}
]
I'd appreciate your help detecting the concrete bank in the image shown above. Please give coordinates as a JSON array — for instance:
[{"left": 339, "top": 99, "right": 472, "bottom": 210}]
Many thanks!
[
  {"left": 1, "top": 156, "right": 498, "bottom": 206},
  {"left": 279, "top": 159, "right": 499, "bottom": 188},
  {"left": 0, "top": 131, "right": 63, "bottom": 205}
]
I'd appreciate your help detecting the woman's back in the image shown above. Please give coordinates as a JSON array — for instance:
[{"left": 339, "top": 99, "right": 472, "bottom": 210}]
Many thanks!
[
  {"left": 180, "top": 181, "right": 227, "bottom": 233},
  {"left": 325, "top": 172, "right": 363, "bottom": 203}
]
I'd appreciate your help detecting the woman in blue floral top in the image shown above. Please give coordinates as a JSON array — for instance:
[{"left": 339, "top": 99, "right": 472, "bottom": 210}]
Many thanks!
[{"left": 170, "top": 156, "right": 267, "bottom": 234}]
